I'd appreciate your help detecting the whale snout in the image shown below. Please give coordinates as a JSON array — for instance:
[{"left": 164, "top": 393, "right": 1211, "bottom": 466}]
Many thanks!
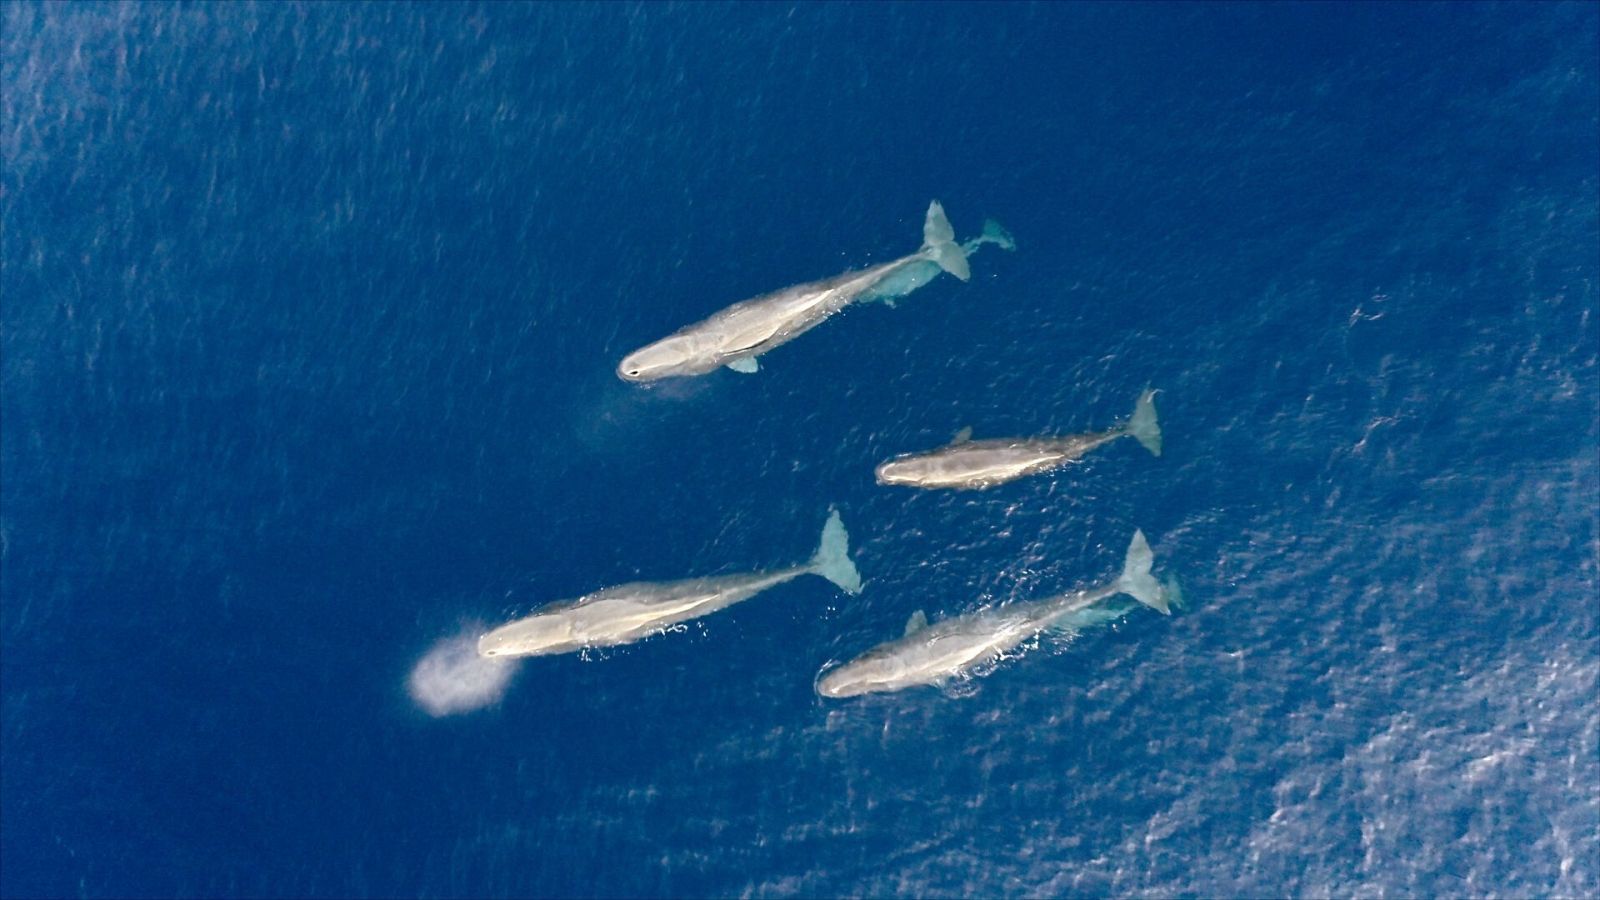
[
  {"left": 815, "top": 664, "right": 846, "bottom": 698},
  {"left": 815, "top": 665, "right": 868, "bottom": 699},
  {"left": 617, "top": 355, "right": 650, "bottom": 382},
  {"left": 617, "top": 336, "right": 702, "bottom": 383},
  {"left": 874, "top": 460, "right": 914, "bottom": 486}
]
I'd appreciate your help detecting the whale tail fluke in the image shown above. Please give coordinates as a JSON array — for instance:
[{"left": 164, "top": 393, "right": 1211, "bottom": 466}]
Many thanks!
[
  {"left": 980, "top": 219, "right": 1016, "bottom": 251},
  {"left": 1128, "top": 388, "right": 1162, "bottom": 457},
  {"left": 811, "top": 508, "right": 863, "bottom": 595},
  {"left": 1116, "top": 529, "right": 1172, "bottom": 615},
  {"left": 922, "top": 201, "right": 971, "bottom": 282},
  {"left": 1161, "top": 575, "right": 1185, "bottom": 612}
]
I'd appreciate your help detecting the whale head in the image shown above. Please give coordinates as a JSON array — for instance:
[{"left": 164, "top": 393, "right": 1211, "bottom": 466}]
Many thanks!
[
  {"left": 618, "top": 335, "right": 698, "bottom": 382},
  {"left": 815, "top": 652, "right": 907, "bottom": 699},
  {"left": 874, "top": 457, "right": 932, "bottom": 487},
  {"left": 477, "top": 615, "right": 574, "bottom": 659}
]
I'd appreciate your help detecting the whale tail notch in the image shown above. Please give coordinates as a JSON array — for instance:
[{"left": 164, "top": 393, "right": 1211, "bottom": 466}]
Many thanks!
[
  {"left": 922, "top": 201, "right": 971, "bottom": 282},
  {"left": 811, "top": 507, "right": 863, "bottom": 595},
  {"left": 1128, "top": 388, "right": 1162, "bottom": 457},
  {"left": 1116, "top": 529, "right": 1172, "bottom": 614}
]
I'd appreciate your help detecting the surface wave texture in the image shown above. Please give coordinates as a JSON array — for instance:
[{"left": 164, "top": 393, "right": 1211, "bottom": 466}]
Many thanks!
[{"left": 2, "top": 3, "right": 1596, "bottom": 898}]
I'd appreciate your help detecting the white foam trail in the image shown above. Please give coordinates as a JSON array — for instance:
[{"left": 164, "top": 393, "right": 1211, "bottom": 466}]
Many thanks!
[{"left": 408, "top": 630, "right": 520, "bottom": 717}]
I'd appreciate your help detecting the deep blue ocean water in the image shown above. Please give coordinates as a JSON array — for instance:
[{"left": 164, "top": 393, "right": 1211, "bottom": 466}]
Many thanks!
[{"left": 3, "top": 2, "right": 1597, "bottom": 897}]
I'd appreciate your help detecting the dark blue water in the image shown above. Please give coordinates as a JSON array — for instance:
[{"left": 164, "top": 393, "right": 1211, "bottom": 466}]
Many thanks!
[{"left": 4, "top": 3, "right": 1597, "bottom": 897}]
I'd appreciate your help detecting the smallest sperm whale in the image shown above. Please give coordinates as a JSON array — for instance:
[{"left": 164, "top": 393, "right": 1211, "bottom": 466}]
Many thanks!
[
  {"left": 479, "top": 510, "right": 861, "bottom": 659},
  {"left": 816, "top": 530, "right": 1178, "bottom": 699},
  {"left": 875, "top": 389, "right": 1162, "bottom": 491}
]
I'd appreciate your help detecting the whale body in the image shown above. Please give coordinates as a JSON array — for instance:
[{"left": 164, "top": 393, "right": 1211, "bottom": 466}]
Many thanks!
[
  {"left": 480, "top": 510, "right": 861, "bottom": 659},
  {"left": 817, "top": 531, "right": 1177, "bottom": 698},
  {"left": 617, "top": 202, "right": 987, "bottom": 382},
  {"left": 876, "top": 390, "right": 1162, "bottom": 491}
]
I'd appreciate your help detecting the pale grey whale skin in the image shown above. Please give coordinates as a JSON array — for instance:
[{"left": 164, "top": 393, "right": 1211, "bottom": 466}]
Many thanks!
[
  {"left": 616, "top": 203, "right": 1009, "bottom": 382},
  {"left": 816, "top": 531, "right": 1177, "bottom": 699},
  {"left": 875, "top": 389, "right": 1162, "bottom": 491},
  {"left": 478, "top": 510, "right": 861, "bottom": 659},
  {"left": 858, "top": 217, "right": 1014, "bottom": 306}
]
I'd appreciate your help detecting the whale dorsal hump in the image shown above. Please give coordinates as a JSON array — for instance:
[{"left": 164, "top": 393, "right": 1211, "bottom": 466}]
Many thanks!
[
  {"left": 951, "top": 427, "right": 973, "bottom": 445},
  {"left": 904, "top": 610, "right": 929, "bottom": 636}
]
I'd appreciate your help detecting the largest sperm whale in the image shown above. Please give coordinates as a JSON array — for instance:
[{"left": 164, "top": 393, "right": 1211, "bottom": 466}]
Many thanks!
[{"left": 617, "top": 202, "right": 991, "bottom": 382}]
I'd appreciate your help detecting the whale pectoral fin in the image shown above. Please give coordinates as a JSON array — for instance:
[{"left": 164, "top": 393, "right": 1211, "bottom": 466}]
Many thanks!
[
  {"left": 951, "top": 427, "right": 973, "bottom": 445},
  {"left": 904, "top": 610, "right": 929, "bottom": 636},
  {"left": 726, "top": 357, "right": 760, "bottom": 374}
]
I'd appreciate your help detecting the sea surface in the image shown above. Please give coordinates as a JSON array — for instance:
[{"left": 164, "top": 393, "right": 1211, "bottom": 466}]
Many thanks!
[{"left": 3, "top": 3, "right": 1597, "bottom": 897}]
